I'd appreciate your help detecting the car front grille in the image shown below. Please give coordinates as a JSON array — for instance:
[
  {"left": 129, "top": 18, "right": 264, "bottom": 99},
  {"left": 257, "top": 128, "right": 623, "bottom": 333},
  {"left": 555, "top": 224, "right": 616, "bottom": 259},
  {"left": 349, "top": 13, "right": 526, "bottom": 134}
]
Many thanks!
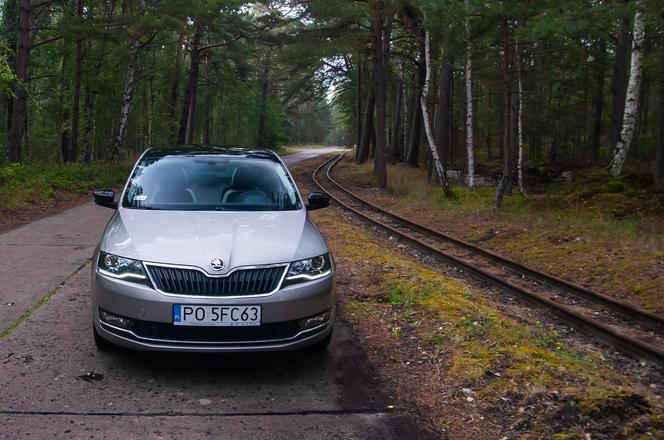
[{"left": 146, "top": 265, "right": 286, "bottom": 296}]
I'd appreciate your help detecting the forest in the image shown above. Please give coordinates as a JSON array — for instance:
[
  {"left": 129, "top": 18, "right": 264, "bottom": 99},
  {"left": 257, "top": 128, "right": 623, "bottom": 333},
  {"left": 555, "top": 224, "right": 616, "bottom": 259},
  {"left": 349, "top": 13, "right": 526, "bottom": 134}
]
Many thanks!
[
  {"left": 3, "top": 2, "right": 664, "bottom": 438},
  {"left": 0, "top": 0, "right": 663, "bottom": 207}
]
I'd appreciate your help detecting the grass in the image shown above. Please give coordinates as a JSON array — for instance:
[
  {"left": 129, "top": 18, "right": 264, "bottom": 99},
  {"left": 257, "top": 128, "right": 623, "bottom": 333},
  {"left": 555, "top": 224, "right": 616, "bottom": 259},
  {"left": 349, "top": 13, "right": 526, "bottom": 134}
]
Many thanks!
[
  {"left": 0, "top": 161, "right": 131, "bottom": 211},
  {"left": 275, "top": 146, "right": 302, "bottom": 156},
  {"left": 344, "top": 161, "right": 664, "bottom": 313},
  {"left": 351, "top": 163, "right": 664, "bottom": 243},
  {"left": 310, "top": 203, "right": 663, "bottom": 438}
]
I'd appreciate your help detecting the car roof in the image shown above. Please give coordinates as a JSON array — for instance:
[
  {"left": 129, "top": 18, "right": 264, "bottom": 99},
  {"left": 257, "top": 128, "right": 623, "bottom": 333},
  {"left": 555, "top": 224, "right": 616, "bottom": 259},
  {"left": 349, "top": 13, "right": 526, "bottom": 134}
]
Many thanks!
[{"left": 141, "top": 146, "right": 280, "bottom": 162}]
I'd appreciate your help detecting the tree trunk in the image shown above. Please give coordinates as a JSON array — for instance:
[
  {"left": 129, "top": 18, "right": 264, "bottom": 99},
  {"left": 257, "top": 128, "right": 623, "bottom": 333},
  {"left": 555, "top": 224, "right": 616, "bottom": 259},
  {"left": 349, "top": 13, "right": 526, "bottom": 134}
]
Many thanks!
[
  {"left": 464, "top": 1, "right": 475, "bottom": 191},
  {"left": 610, "top": 19, "right": 630, "bottom": 149},
  {"left": 204, "top": 59, "right": 211, "bottom": 145},
  {"left": 656, "top": 22, "right": 664, "bottom": 188},
  {"left": 368, "top": 0, "right": 393, "bottom": 189},
  {"left": 82, "top": 43, "right": 103, "bottom": 163},
  {"left": 111, "top": 35, "right": 140, "bottom": 161},
  {"left": 390, "top": 62, "right": 403, "bottom": 163},
  {"left": 406, "top": 49, "right": 425, "bottom": 167},
  {"left": 3, "top": 0, "right": 17, "bottom": 162},
  {"left": 369, "top": 122, "right": 376, "bottom": 158},
  {"left": 7, "top": 0, "right": 31, "bottom": 163},
  {"left": 421, "top": 22, "right": 453, "bottom": 198},
  {"left": 356, "top": 54, "right": 363, "bottom": 151},
  {"left": 589, "top": 38, "right": 607, "bottom": 160},
  {"left": 608, "top": 6, "right": 646, "bottom": 176},
  {"left": 146, "top": 77, "right": 154, "bottom": 146},
  {"left": 495, "top": 25, "right": 513, "bottom": 209},
  {"left": 515, "top": 38, "right": 526, "bottom": 195},
  {"left": 487, "top": 87, "right": 493, "bottom": 159},
  {"left": 509, "top": 74, "right": 519, "bottom": 192},
  {"left": 178, "top": 23, "right": 203, "bottom": 145},
  {"left": 59, "top": 47, "right": 70, "bottom": 163},
  {"left": 255, "top": 48, "right": 271, "bottom": 148},
  {"left": 356, "top": 85, "right": 374, "bottom": 164},
  {"left": 434, "top": 54, "right": 453, "bottom": 170},
  {"left": 82, "top": 81, "right": 95, "bottom": 163},
  {"left": 70, "top": 0, "right": 84, "bottom": 162},
  {"left": 169, "top": 33, "right": 185, "bottom": 143}
]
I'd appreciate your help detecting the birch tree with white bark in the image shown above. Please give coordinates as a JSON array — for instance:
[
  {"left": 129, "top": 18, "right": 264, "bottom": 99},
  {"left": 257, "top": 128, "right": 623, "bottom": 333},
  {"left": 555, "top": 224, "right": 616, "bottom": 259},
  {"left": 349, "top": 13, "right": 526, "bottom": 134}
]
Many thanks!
[
  {"left": 607, "top": 4, "right": 646, "bottom": 176},
  {"left": 421, "top": 13, "right": 454, "bottom": 199},
  {"left": 111, "top": 0, "right": 147, "bottom": 162},
  {"left": 515, "top": 37, "right": 526, "bottom": 195},
  {"left": 111, "top": 38, "right": 141, "bottom": 162},
  {"left": 464, "top": 0, "right": 476, "bottom": 191}
]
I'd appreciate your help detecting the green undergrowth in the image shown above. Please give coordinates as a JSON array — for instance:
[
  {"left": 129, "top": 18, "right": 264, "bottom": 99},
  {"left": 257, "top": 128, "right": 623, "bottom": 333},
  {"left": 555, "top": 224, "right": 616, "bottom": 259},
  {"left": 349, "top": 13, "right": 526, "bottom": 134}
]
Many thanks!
[
  {"left": 0, "top": 162, "right": 131, "bottom": 211},
  {"left": 350, "top": 163, "right": 664, "bottom": 242},
  {"left": 347, "top": 161, "right": 664, "bottom": 313},
  {"left": 275, "top": 146, "right": 302, "bottom": 156},
  {"left": 312, "top": 206, "right": 663, "bottom": 439}
]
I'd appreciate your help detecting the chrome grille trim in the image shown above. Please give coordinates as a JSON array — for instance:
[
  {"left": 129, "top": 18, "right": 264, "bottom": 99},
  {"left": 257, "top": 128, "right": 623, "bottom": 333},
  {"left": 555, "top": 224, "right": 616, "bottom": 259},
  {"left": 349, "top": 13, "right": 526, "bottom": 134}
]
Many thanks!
[{"left": 144, "top": 263, "right": 288, "bottom": 297}]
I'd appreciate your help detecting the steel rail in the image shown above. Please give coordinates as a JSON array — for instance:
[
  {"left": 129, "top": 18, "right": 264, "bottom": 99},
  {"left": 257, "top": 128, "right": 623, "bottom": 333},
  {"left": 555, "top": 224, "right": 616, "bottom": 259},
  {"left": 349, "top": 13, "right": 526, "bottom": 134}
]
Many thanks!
[
  {"left": 322, "top": 153, "right": 664, "bottom": 333},
  {"left": 312, "top": 153, "right": 664, "bottom": 367}
]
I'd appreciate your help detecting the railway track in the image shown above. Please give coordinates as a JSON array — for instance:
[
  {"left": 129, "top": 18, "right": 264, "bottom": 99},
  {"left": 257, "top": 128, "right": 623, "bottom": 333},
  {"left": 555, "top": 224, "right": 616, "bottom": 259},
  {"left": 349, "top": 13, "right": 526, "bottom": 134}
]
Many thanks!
[{"left": 313, "top": 153, "right": 664, "bottom": 367}]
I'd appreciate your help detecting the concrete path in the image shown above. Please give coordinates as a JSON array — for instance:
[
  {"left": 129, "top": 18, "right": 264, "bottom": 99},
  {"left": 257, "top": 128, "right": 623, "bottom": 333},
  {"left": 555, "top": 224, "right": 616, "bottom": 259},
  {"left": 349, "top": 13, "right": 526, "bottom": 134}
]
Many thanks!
[
  {"left": 0, "top": 148, "right": 439, "bottom": 439},
  {"left": 0, "top": 203, "right": 111, "bottom": 333},
  {"left": 0, "top": 269, "right": 433, "bottom": 438},
  {"left": 281, "top": 147, "right": 349, "bottom": 165}
]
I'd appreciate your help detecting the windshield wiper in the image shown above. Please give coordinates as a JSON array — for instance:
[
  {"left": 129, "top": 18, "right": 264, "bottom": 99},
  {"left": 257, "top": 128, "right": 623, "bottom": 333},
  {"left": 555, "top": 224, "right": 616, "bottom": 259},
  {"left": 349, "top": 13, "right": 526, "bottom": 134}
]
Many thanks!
[{"left": 215, "top": 206, "right": 226, "bottom": 211}]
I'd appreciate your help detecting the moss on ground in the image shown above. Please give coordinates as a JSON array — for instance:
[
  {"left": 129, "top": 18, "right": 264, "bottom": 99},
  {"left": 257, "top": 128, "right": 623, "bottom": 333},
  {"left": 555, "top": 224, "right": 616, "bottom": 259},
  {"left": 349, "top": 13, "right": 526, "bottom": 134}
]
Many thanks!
[
  {"left": 350, "top": 162, "right": 664, "bottom": 239},
  {"left": 310, "top": 203, "right": 663, "bottom": 439},
  {"left": 343, "top": 161, "right": 664, "bottom": 314}
]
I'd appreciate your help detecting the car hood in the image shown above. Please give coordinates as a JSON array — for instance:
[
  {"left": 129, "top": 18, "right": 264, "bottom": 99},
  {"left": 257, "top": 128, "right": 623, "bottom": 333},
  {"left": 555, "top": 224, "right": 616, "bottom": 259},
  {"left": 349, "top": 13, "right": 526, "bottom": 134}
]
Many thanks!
[{"left": 100, "top": 209, "right": 327, "bottom": 274}]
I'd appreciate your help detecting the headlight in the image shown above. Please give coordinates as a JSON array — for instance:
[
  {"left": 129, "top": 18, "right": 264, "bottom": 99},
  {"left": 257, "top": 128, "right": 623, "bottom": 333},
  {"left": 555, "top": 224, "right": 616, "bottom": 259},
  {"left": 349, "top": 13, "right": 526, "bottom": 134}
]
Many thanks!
[
  {"left": 97, "top": 251, "right": 150, "bottom": 285},
  {"left": 283, "top": 253, "right": 333, "bottom": 286}
]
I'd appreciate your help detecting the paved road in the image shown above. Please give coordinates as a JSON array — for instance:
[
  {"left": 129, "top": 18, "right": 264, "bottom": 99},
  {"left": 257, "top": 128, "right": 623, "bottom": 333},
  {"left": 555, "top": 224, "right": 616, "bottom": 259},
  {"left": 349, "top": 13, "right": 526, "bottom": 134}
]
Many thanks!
[
  {"left": 0, "top": 148, "right": 439, "bottom": 439},
  {"left": 281, "top": 147, "right": 349, "bottom": 165},
  {"left": 0, "top": 202, "right": 110, "bottom": 333}
]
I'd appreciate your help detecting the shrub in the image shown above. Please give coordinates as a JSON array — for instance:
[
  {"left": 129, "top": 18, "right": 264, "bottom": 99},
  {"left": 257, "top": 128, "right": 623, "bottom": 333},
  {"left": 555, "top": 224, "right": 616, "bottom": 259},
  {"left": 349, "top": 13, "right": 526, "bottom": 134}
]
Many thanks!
[{"left": 0, "top": 162, "right": 131, "bottom": 212}]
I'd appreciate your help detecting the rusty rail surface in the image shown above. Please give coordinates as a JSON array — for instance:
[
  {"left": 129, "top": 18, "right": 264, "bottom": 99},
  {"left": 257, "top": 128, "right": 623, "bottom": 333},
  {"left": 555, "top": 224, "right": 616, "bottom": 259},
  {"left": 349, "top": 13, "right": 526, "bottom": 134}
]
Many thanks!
[{"left": 312, "top": 153, "right": 664, "bottom": 367}]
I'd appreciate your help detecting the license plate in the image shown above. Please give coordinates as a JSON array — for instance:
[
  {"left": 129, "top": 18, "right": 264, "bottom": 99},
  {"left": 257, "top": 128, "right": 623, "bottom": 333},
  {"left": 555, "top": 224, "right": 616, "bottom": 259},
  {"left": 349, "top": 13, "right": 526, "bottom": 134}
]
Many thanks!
[{"left": 173, "top": 305, "right": 261, "bottom": 327}]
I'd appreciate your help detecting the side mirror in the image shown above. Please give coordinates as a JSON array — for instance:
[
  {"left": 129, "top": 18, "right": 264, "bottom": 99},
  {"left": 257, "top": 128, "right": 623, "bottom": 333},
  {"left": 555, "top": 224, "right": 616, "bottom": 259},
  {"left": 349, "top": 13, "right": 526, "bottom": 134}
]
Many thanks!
[
  {"left": 94, "top": 190, "right": 118, "bottom": 209},
  {"left": 306, "top": 192, "right": 330, "bottom": 211}
]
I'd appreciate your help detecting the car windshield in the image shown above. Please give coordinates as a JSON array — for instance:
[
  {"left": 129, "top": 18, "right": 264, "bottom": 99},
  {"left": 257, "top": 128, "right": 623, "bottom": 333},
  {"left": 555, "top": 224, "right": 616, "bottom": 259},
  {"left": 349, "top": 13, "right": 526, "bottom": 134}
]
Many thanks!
[{"left": 122, "top": 155, "right": 301, "bottom": 211}]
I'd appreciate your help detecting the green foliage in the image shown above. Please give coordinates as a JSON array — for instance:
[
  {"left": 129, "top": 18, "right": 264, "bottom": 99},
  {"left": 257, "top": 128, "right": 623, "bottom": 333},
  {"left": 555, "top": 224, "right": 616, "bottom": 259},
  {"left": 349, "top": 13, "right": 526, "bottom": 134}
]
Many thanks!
[
  {"left": 0, "top": 162, "right": 130, "bottom": 211},
  {"left": 321, "top": 206, "right": 662, "bottom": 437},
  {"left": 553, "top": 169, "right": 653, "bottom": 205},
  {"left": 261, "top": 99, "right": 289, "bottom": 149},
  {"left": 0, "top": 44, "right": 15, "bottom": 97},
  {"left": 1, "top": 0, "right": 342, "bottom": 164}
]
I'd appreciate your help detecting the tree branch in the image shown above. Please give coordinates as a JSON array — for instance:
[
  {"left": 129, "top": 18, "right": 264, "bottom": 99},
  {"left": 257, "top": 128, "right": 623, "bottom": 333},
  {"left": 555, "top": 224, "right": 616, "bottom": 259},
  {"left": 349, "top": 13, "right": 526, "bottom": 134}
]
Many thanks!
[{"left": 30, "top": 35, "right": 63, "bottom": 50}]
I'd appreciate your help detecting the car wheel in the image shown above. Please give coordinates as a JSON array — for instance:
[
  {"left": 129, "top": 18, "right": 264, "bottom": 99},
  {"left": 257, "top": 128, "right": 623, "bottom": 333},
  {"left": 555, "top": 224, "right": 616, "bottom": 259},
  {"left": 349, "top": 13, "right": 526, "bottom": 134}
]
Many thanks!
[
  {"left": 93, "top": 325, "right": 114, "bottom": 351},
  {"left": 310, "top": 328, "right": 333, "bottom": 351}
]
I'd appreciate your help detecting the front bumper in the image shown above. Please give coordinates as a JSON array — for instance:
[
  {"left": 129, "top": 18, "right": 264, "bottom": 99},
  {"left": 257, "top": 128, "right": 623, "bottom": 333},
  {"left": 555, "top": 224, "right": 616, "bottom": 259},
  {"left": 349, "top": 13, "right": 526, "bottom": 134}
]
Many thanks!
[{"left": 91, "top": 265, "right": 336, "bottom": 352}]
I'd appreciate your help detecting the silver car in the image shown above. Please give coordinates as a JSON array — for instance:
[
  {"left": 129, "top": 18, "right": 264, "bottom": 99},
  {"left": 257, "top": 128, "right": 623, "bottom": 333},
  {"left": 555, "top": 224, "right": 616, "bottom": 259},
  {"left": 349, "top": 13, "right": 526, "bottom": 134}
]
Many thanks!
[{"left": 91, "top": 147, "right": 335, "bottom": 352}]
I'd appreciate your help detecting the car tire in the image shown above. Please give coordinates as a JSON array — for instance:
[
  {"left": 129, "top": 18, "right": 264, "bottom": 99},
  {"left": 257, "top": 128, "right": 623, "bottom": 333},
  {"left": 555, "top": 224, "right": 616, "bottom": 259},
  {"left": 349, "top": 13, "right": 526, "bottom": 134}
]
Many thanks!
[
  {"left": 310, "top": 328, "right": 333, "bottom": 351},
  {"left": 93, "top": 325, "right": 114, "bottom": 351}
]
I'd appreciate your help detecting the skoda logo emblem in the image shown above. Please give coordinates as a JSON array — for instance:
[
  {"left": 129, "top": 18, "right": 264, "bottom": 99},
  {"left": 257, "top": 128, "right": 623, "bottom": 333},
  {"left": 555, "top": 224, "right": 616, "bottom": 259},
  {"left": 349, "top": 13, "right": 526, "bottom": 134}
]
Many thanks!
[{"left": 210, "top": 258, "right": 224, "bottom": 271}]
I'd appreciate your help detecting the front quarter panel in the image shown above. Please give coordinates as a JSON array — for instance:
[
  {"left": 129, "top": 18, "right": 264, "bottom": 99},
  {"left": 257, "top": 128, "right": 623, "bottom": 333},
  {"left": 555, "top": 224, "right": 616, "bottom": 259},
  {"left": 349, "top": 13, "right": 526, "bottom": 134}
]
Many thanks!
[{"left": 292, "top": 215, "right": 329, "bottom": 261}]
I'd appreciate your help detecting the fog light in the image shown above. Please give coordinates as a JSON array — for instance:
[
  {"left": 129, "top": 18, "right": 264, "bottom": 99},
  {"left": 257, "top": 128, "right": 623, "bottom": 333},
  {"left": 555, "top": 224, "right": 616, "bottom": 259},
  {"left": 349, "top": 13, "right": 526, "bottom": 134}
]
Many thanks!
[
  {"left": 99, "top": 309, "right": 135, "bottom": 329},
  {"left": 297, "top": 310, "right": 330, "bottom": 330}
]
